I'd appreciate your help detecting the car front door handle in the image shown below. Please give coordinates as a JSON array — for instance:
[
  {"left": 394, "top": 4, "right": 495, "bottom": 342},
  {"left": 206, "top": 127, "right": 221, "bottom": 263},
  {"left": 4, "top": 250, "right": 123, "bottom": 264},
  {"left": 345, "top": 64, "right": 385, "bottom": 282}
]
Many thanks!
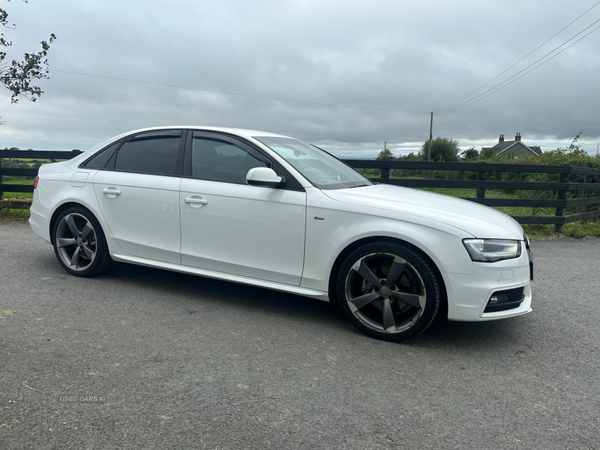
[{"left": 185, "top": 197, "right": 209, "bottom": 206}]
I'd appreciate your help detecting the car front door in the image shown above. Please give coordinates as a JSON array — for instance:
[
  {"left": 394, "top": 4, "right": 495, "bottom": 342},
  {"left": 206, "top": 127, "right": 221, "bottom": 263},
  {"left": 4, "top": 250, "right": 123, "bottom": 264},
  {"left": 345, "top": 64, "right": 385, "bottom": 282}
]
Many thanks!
[
  {"left": 92, "top": 130, "right": 184, "bottom": 264},
  {"left": 179, "top": 132, "right": 306, "bottom": 285}
]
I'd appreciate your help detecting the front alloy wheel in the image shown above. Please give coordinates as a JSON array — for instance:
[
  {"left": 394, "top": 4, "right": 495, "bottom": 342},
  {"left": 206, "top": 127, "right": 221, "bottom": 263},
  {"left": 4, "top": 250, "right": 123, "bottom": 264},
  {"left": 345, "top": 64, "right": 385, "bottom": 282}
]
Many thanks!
[{"left": 337, "top": 242, "right": 441, "bottom": 341}]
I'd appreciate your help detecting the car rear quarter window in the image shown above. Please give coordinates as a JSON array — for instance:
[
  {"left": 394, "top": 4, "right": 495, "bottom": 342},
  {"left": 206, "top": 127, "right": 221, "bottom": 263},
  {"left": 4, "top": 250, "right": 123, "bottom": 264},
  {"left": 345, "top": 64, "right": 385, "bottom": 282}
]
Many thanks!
[
  {"left": 82, "top": 141, "right": 121, "bottom": 169},
  {"left": 114, "top": 136, "right": 181, "bottom": 176}
]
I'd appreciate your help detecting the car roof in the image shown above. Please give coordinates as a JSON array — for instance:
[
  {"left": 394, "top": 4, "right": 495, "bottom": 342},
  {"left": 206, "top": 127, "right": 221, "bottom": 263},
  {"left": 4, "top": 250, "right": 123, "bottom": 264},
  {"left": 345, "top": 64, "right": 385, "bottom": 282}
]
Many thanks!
[
  {"left": 84, "top": 126, "right": 294, "bottom": 155},
  {"left": 124, "top": 126, "right": 289, "bottom": 140}
]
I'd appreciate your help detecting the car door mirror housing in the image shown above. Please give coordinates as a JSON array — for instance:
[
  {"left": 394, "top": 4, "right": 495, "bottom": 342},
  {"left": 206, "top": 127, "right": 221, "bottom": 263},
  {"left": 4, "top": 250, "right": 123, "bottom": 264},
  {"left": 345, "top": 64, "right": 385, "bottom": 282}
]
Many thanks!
[{"left": 246, "top": 167, "right": 285, "bottom": 188}]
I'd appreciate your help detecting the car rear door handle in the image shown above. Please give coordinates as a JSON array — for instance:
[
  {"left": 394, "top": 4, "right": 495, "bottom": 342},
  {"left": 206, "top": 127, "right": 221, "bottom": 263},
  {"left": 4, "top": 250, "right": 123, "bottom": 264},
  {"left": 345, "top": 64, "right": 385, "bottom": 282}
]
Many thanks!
[
  {"left": 185, "top": 197, "right": 208, "bottom": 206},
  {"left": 102, "top": 188, "right": 121, "bottom": 197}
]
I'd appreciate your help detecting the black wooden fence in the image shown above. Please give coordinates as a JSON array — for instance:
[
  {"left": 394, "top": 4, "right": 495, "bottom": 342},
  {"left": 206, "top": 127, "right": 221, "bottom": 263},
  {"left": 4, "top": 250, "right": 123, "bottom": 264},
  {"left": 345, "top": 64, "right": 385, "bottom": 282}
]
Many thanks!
[
  {"left": 0, "top": 150, "right": 82, "bottom": 209},
  {"left": 2, "top": 150, "right": 600, "bottom": 232}
]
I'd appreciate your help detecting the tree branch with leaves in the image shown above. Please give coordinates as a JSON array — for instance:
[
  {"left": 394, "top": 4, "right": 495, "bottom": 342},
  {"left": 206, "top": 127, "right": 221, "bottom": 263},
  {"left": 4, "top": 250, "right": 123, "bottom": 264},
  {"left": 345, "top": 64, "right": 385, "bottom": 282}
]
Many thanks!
[{"left": 0, "top": 0, "right": 56, "bottom": 103}]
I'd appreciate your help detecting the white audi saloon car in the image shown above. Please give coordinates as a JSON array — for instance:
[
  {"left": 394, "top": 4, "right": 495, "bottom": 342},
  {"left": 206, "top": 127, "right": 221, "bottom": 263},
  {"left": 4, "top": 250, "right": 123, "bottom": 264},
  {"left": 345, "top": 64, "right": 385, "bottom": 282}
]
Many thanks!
[{"left": 30, "top": 127, "right": 533, "bottom": 341}]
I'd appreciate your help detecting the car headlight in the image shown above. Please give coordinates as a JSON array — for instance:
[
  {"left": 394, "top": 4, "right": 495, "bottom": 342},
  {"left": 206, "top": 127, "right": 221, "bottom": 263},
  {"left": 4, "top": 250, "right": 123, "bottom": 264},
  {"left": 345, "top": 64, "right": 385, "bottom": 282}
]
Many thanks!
[{"left": 463, "top": 239, "right": 522, "bottom": 262}]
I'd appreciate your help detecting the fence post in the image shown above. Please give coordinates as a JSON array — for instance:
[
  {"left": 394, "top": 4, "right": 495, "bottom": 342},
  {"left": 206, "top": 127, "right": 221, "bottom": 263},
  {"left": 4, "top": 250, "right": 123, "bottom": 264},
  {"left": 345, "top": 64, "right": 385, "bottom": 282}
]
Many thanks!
[
  {"left": 381, "top": 164, "right": 390, "bottom": 179},
  {"left": 554, "top": 170, "right": 569, "bottom": 233},
  {"left": 0, "top": 155, "right": 3, "bottom": 201},
  {"left": 583, "top": 174, "right": 590, "bottom": 222},
  {"left": 476, "top": 163, "right": 486, "bottom": 199}
]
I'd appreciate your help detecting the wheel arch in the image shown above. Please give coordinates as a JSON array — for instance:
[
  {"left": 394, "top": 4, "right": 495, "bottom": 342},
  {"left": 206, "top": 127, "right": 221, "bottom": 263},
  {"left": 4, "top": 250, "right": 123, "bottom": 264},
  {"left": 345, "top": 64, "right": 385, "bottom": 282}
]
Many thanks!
[
  {"left": 49, "top": 201, "right": 113, "bottom": 277},
  {"left": 328, "top": 236, "right": 448, "bottom": 316}
]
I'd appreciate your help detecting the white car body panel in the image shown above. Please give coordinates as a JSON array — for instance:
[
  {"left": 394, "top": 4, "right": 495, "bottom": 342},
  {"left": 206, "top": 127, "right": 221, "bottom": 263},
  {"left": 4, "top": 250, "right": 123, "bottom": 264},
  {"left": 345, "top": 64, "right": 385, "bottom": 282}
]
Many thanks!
[
  {"left": 29, "top": 126, "right": 533, "bottom": 329},
  {"left": 322, "top": 183, "right": 524, "bottom": 240},
  {"left": 179, "top": 178, "right": 306, "bottom": 285},
  {"left": 30, "top": 167, "right": 101, "bottom": 244},
  {"left": 300, "top": 187, "right": 477, "bottom": 293},
  {"left": 92, "top": 170, "right": 182, "bottom": 264}
]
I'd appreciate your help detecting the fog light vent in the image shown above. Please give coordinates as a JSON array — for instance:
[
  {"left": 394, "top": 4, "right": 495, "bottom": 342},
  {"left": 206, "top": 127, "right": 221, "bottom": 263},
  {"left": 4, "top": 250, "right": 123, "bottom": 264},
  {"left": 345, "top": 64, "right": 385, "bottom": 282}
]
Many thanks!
[{"left": 485, "top": 287, "right": 525, "bottom": 313}]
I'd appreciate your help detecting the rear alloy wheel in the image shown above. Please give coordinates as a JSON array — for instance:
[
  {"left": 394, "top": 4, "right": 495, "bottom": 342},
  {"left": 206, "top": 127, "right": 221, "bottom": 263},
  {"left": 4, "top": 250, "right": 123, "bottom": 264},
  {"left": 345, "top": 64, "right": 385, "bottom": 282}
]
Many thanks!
[
  {"left": 337, "top": 242, "right": 441, "bottom": 342},
  {"left": 52, "top": 207, "right": 112, "bottom": 277}
]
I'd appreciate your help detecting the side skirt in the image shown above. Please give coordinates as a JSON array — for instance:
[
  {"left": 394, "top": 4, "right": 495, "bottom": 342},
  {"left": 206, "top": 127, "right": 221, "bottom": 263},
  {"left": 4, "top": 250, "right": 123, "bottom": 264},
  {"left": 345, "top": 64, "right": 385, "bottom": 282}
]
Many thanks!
[{"left": 111, "top": 253, "right": 330, "bottom": 301}]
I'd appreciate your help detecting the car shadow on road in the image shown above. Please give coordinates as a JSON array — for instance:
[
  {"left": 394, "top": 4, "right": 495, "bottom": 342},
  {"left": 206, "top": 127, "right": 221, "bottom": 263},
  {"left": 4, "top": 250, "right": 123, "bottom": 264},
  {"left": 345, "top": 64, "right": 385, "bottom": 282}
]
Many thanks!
[{"left": 100, "top": 261, "right": 352, "bottom": 330}]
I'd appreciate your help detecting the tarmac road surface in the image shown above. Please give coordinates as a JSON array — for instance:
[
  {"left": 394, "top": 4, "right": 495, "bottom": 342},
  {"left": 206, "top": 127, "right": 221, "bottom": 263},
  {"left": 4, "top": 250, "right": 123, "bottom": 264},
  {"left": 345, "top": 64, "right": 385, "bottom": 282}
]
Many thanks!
[{"left": 1, "top": 222, "right": 599, "bottom": 449}]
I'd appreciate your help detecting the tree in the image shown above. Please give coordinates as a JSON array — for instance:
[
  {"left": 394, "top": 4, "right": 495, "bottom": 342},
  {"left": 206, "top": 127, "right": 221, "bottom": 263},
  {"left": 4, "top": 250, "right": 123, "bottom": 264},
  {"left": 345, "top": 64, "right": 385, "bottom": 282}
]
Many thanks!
[
  {"left": 0, "top": 0, "right": 56, "bottom": 103},
  {"left": 480, "top": 148, "right": 496, "bottom": 160},
  {"left": 376, "top": 148, "right": 396, "bottom": 161},
  {"left": 461, "top": 147, "right": 479, "bottom": 161},
  {"left": 419, "top": 137, "right": 460, "bottom": 162}
]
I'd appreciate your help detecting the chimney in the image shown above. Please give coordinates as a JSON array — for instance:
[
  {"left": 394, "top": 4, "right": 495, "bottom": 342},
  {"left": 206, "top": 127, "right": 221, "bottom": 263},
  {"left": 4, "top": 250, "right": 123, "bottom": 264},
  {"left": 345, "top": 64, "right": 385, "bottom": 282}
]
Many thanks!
[
  {"left": 499, "top": 134, "right": 504, "bottom": 143},
  {"left": 515, "top": 132, "right": 521, "bottom": 142}
]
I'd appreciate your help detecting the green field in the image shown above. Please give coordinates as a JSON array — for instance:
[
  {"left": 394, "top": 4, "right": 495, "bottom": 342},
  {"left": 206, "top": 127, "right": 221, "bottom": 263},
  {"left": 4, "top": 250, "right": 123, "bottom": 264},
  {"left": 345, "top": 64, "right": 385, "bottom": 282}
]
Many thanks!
[
  {"left": 3, "top": 158, "right": 52, "bottom": 166},
  {"left": 1, "top": 178, "right": 35, "bottom": 199},
  {"left": 0, "top": 179, "right": 34, "bottom": 219}
]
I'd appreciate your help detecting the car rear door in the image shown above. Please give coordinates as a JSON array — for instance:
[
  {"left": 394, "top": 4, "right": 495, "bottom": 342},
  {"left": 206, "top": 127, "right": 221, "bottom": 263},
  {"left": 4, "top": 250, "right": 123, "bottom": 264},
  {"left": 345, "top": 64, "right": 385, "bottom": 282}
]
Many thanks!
[{"left": 92, "top": 130, "right": 184, "bottom": 264}]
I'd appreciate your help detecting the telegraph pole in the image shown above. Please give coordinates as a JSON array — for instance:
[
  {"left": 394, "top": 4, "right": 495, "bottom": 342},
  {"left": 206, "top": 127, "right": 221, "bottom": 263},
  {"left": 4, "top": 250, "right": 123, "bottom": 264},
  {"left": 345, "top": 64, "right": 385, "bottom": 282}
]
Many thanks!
[{"left": 427, "top": 111, "right": 433, "bottom": 162}]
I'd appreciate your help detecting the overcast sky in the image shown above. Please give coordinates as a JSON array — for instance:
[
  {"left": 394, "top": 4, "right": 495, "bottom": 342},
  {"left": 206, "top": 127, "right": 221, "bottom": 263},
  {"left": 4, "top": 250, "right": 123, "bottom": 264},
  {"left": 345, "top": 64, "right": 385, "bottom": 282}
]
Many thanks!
[{"left": 1, "top": 0, "right": 599, "bottom": 158}]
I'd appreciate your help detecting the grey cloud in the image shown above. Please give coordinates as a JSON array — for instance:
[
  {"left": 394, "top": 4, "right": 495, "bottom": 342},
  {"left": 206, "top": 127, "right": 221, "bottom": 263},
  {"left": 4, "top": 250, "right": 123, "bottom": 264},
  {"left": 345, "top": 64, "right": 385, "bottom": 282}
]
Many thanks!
[{"left": 0, "top": 0, "right": 599, "bottom": 156}]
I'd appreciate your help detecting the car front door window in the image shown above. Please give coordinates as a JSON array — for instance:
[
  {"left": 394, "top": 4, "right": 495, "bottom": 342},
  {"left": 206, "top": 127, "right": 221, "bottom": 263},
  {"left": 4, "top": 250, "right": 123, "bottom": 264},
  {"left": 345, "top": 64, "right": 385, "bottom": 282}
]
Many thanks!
[{"left": 192, "top": 136, "right": 267, "bottom": 183}]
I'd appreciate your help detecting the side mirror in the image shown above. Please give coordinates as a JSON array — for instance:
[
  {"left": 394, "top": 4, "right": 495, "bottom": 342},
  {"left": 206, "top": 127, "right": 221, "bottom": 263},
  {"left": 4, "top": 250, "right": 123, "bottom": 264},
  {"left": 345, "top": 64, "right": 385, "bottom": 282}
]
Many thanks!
[{"left": 246, "top": 167, "right": 286, "bottom": 188}]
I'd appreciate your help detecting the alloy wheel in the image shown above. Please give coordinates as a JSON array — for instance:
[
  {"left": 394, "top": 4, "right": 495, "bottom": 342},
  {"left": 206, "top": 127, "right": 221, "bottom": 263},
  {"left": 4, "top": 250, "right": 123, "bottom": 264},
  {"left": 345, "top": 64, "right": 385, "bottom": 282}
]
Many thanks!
[
  {"left": 55, "top": 213, "right": 98, "bottom": 272},
  {"left": 344, "top": 252, "right": 427, "bottom": 334}
]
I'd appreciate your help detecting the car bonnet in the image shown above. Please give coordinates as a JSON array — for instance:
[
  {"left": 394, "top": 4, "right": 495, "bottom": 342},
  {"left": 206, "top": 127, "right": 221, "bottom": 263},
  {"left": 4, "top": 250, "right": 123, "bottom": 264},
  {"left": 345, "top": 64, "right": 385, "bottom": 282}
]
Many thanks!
[{"left": 321, "top": 183, "right": 524, "bottom": 239}]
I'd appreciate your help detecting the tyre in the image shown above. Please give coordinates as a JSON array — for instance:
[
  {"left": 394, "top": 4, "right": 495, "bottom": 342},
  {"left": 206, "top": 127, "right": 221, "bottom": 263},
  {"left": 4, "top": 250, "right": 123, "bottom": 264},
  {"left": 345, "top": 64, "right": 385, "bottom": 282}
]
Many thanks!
[
  {"left": 336, "top": 241, "right": 441, "bottom": 342},
  {"left": 52, "top": 206, "right": 112, "bottom": 277}
]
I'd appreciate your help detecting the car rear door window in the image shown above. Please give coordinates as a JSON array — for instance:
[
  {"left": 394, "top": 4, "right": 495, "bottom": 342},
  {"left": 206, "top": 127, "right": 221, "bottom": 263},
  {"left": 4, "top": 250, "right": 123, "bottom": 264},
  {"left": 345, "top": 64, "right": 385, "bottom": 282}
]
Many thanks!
[{"left": 114, "top": 133, "right": 182, "bottom": 176}]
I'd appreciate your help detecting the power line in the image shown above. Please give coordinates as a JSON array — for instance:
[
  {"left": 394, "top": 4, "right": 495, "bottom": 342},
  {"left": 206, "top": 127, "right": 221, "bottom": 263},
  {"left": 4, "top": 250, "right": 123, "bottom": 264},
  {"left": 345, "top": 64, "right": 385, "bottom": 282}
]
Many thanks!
[
  {"left": 50, "top": 69, "right": 427, "bottom": 114},
  {"left": 443, "top": 22, "right": 600, "bottom": 115},
  {"left": 402, "top": 113, "right": 431, "bottom": 130},
  {"left": 438, "top": 16, "right": 600, "bottom": 115},
  {"left": 437, "top": 0, "right": 600, "bottom": 114}
]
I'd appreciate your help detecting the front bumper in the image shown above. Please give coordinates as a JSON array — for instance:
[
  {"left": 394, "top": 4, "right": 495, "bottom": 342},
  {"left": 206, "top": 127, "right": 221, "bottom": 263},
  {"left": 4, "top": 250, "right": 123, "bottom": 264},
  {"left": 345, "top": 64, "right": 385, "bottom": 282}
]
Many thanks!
[{"left": 444, "top": 249, "right": 532, "bottom": 322}]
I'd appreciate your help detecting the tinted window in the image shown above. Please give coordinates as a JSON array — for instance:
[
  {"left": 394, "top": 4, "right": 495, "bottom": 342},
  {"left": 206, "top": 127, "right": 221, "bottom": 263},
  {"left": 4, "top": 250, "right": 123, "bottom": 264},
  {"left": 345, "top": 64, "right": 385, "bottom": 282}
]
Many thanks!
[
  {"left": 192, "top": 136, "right": 266, "bottom": 183},
  {"left": 115, "top": 136, "right": 181, "bottom": 176},
  {"left": 83, "top": 141, "right": 121, "bottom": 169}
]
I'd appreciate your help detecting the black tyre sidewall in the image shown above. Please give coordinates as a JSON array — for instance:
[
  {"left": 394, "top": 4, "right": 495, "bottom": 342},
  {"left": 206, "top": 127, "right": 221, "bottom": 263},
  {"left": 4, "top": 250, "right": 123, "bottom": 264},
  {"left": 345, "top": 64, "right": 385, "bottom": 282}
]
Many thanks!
[{"left": 336, "top": 241, "right": 441, "bottom": 342}]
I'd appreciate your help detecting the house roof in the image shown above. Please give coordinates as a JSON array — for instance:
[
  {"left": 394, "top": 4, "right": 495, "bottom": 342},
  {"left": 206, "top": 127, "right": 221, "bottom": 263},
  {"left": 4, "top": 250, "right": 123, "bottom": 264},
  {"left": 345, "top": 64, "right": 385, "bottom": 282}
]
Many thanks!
[
  {"left": 497, "top": 141, "right": 541, "bottom": 156},
  {"left": 483, "top": 139, "right": 541, "bottom": 156}
]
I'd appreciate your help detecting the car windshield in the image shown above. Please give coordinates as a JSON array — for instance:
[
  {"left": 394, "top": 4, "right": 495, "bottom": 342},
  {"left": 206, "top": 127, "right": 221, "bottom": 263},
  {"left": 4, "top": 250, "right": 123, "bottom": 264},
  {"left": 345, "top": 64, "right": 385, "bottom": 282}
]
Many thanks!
[{"left": 254, "top": 136, "right": 372, "bottom": 190}]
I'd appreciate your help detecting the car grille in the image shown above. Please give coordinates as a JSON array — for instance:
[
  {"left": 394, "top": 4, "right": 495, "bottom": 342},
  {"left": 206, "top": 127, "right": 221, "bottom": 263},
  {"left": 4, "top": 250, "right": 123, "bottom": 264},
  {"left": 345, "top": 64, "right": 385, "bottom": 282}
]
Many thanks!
[{"left": 484, "top": 287, "right": 525, "bottom": 313}]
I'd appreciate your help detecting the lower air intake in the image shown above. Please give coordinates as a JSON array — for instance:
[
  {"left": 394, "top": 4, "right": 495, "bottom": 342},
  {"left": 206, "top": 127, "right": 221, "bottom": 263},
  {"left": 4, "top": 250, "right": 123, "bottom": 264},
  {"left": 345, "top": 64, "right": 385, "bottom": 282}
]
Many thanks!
[{"left": 484, "top": 287, "right": 525, "bottom": 313}]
